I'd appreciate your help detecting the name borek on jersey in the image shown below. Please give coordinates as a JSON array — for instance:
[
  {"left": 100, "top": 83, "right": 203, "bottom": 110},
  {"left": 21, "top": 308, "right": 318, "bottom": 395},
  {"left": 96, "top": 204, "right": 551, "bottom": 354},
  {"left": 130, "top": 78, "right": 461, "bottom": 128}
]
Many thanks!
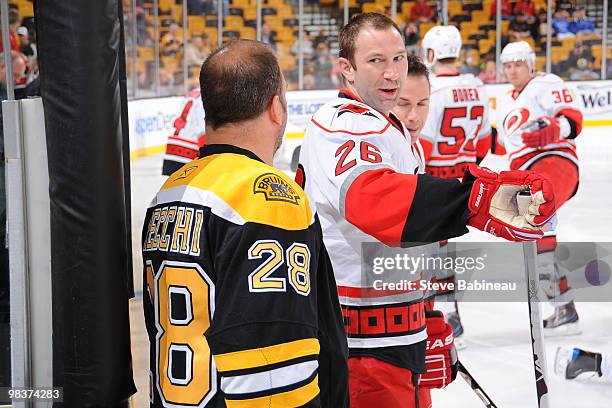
[{"left": 452, "top": 87, "right": 481, "bottom": 103}]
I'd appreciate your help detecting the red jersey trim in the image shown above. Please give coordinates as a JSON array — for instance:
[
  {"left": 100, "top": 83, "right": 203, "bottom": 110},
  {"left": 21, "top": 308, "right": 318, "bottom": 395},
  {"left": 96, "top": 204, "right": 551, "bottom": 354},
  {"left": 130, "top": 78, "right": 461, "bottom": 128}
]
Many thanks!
[
  {"left": 311, "top": 117, "right": 391, "bottom": 136},
  {"left": 338, "top": 280, "right": 422, "bottom": 299},
  {"left": 168, "top": 136, "right": 199, "bottom": 146},
  {"left": 429, "top": 151, "right": 478, "bottom": 161},
  {"left": 420, "top": 138, "right": 434, "bottom": 162},
  {"left": 435, "top": 72, "right": 461, "bottom": 77},
  {"left": 339, "top": 88, "right": 405, "bottom": 137},
  {"left": 556, "top": 108, "right": 583, "bottom": 137},
  {"left": 476, "top": 133, "right": 492, "bottom": 159}
]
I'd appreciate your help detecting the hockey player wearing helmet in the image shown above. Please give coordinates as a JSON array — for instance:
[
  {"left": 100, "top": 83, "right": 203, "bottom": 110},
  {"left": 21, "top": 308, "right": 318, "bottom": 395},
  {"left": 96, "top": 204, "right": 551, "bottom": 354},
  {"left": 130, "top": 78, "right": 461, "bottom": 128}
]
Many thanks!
[
  {"left": 416, "top": 26, "right": 495, "bottom": 348},
  {"left": 498, "top": 40, "right": 584, "bottom": 336}
]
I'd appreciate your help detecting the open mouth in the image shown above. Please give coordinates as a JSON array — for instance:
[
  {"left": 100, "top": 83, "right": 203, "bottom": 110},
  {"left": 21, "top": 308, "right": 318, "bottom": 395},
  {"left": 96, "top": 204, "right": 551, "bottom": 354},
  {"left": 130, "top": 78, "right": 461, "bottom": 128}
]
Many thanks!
[{"left": 379, "top": 88, "right": 398, "bottom": 98}]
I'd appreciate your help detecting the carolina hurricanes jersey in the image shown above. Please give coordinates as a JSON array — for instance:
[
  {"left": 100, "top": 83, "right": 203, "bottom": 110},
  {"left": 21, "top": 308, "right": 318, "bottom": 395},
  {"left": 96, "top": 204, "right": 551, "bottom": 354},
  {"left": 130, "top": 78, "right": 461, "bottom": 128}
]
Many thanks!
[
  {"left": 144, "top": 145, "right": 348, "bottom": 407},
  {"left": 421, "top": 73, "right": 492, "bottom": 179},
  {"left": 162, "top": 88, "right": 207, "bottom": 176},
  {"left": 496, "top": 73, "right": 583, "bottom": 170},
  {"left": 297, "top": 89, "right": 473, "bottom": 372}
]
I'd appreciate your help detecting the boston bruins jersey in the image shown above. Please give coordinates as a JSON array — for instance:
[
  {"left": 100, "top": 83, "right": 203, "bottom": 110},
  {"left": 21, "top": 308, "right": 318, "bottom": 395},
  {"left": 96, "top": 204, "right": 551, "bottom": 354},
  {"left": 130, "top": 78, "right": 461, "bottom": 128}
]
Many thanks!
[{"left": 143, "top": 144, "right": 348, "bottom": 407}]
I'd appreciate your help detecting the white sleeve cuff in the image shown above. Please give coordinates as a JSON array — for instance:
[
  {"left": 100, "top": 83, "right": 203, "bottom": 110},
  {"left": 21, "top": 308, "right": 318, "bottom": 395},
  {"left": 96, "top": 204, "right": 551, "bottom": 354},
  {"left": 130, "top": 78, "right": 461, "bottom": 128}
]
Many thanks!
[{"left": 557, "top": 115, "right": 571, "bottom": 139}]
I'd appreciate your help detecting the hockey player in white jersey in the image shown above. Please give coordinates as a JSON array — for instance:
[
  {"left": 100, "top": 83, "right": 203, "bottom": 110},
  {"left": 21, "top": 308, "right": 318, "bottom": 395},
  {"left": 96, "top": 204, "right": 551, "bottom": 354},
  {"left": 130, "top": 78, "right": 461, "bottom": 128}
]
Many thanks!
[
  {"left": 497, "top": 41, "right": 584, "bottom": 336},
  {"left": 417, "top": 25, "right": 494, "bottom": 346},
  {"left": 298, "top": 12, "right": 558, "bottom": 408},
  {"left": 420, "top": 25, "right": 492, "bottom": 178},
  {"left": 161, "top": 88, "right": 206, "bottom": 175},
  {"left": 555, "top": 347, "right": 612, "bottom": 381}
]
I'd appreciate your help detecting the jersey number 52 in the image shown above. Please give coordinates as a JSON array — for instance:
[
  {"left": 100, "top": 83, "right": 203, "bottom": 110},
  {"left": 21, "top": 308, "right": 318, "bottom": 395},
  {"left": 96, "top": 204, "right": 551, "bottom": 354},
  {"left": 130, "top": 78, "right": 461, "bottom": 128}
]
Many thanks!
[{"left": 439, "top": 106, "right": 484, "bottom": 155}]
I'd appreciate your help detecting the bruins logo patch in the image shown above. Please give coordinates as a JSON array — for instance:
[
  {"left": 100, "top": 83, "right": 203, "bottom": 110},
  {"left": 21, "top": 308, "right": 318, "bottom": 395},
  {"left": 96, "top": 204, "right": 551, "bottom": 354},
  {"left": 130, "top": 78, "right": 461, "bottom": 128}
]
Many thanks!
[{"left": 254, "top": 173, "right": 301, "bottom": 205}]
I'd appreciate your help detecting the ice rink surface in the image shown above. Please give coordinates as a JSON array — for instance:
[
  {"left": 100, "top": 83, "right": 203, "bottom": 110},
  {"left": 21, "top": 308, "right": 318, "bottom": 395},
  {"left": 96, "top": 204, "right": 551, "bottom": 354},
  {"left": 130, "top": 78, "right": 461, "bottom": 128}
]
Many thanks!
[{"left": 129, "top": 126, "right": 612, "bottom": 408}]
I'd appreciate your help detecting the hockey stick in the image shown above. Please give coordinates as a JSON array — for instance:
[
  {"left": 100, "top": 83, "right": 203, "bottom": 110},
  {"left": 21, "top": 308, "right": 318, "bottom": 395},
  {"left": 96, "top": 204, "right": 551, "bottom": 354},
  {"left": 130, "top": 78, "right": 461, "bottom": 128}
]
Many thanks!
[
  {"left": 457, "top": 360, "right": 498, "bottom": 408},
  {"left": 523, "top": 242, "right": 550, "bottom": 408}
]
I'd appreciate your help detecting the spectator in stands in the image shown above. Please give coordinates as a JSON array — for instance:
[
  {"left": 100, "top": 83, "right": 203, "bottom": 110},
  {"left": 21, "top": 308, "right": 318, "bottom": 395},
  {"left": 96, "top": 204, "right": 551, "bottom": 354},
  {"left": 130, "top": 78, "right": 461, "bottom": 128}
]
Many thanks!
[
  {"left": 570, "top": 8, "right": 600, "bottom": 40},
  {"left": 187, "top": 0, "right": 207, "bottom": 15},
  {"left": 185, "top": 34, "right": 210, "bottom": 67},
  {"left": 411, "top": 0, "right": 435, "bottom": 23},
  {"left": 303, "top": 73, "right": 316, "bottom": 90},
  {"left": 514, "top": 0, "right": 536, "bottom": 17},
  {"left": 17, "top": 27, "right": 35, "bottom": 58},
  {"left": 313, "top": 30, "right": 327, "bottom": 49},
  {"left": 569, "top": 57, "right": 599, "bottom": 80},
  {"left": 460, "top": 49, "right": 480, "bottom": 76},
  {"left": 402, "top": 22, "right": 420, "bottom": 55},
  {"left": 261, "top": 23, "right": 277, "bottom": 51},
  {"left": 291, "top": 29, "right": 314, "bottom": 58},
  {"left": 567, "top": 41, "right": 594, "bottom": 67},
  {"left": 552, "top": 10, "right": 575, "bottom": 39},
  {"left": 556, "top": 40, "right": 594, "bottom": 78},
  {"left": 8, "top": 8, "right": 20, "bottom": 34},
  {"left": 490, "top": 0, "right": 513, "bottom": 20},
  {"left": 308, "top": 41, "right": 335, "bottom": 89},
  {"left": 537, "top": 8, "right": 548, "bottom": 41},
  {"left": 479, "top": 59, "right": 497, "bottom": 84},
  {"left": 556, "top": 0, "right": 574, "bottom": 14},
  {"left": 509, "top": 12, "right": 533, "bottom": 40},
  {"left": 135, "top": 6, "right": 153, "bottom": 47},
  {"left": 161, "top": 22, "right": 183, "bottom": 57},
  {"left": 16, "top": 26, "right": 37, "bottom": 80},
  {"left": 0, "top": 8, "right": 20, "bottom": 53}
]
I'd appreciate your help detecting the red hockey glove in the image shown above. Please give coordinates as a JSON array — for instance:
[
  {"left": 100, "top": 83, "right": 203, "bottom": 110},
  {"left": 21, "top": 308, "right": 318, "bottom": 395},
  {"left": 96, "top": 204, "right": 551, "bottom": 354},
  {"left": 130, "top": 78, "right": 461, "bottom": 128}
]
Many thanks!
[
  {"left": 463, "top": 165, "right": 556, "bottom": 241},
  {"left": 420, "top": 310, "right": 458, "bottom": 389},
  {"left": 521, "top": 117, "right": 561, "bottom": 148}
]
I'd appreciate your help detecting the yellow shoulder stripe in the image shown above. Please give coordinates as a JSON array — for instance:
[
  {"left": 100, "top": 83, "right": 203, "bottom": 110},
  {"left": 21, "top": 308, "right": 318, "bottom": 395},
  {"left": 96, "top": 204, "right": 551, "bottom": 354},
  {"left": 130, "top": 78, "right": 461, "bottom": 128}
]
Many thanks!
[
  {"left": 213, "top": 338, "right": 320, "bottom": 372},
  {"left": 163, "top": 153, "right": 313, "bottom": 231},
  {"left": 225, "top": 375, "right": 319, "bottom": 408}
]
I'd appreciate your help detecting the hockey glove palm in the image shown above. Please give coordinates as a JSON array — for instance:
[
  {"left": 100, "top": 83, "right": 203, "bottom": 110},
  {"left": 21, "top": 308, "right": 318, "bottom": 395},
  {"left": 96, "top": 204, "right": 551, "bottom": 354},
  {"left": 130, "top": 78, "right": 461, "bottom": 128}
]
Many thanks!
[
  {"left": 463, "top": 165, "right": 556, "bottom": 241},
  {"left": 421, "top": 310, "right": 458, "bottom": 389},
  {"left": 521, "top": 116, "right": 561, "bottom": 148}
]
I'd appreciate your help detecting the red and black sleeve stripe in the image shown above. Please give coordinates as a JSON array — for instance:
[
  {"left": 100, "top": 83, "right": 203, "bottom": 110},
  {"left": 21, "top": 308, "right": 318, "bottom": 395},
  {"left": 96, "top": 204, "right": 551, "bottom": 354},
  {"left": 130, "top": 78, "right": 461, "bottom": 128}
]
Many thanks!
[{"left": 344, "top": 169, "right": 471, "bottom": 245}]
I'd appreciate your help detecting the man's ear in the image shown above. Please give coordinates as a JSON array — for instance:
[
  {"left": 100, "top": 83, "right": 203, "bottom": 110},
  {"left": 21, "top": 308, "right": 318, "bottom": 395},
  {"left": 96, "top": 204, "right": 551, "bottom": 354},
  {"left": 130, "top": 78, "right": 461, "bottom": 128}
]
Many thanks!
[
  {"left": 269, "top": 95, "right": 283, "bottom": 126},
  {"left": 338, "top": 57, "right": 355, "bottom": 85},
  {"left": 427, "top": 49, "right": 435, "bottom": 65}
]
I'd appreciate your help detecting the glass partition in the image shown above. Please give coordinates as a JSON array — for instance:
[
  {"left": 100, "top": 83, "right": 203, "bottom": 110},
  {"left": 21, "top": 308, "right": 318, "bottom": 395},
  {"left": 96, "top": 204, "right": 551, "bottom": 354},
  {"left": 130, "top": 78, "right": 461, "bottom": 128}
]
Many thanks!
[
  {"left": 124, "top": 0, "right": 137, "bottom": 98},
  {"left": 157, "top": 0, "right": 185, "bottom": 95},
  {"left": 123, "top": 0, "right": 612, "bottom": 99},
  {"left": 550, "top": 2, "right": 604, "bottom": 80},
  {"left": 135, "top": 0, "right": 158, "bottom": 97},
  {"left": 185, "top": 0, "right": 218, "bottom": 91}
]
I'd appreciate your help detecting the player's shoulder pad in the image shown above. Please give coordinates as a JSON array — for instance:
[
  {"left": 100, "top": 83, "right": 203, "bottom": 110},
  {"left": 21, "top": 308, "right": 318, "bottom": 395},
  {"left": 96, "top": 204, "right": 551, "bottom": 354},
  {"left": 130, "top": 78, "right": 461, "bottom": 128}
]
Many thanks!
[
  {"left": 534, "top": 72, "right": 564, "bottom": 85},
  {"left": 471, "top": 75, "right": 485, "bottom": 87},
  {"left": 310, "top": 98, "right": 389, "bottom": 136},
  {"left": 159, "top": 153, "right": 314, "bottom": 230}
]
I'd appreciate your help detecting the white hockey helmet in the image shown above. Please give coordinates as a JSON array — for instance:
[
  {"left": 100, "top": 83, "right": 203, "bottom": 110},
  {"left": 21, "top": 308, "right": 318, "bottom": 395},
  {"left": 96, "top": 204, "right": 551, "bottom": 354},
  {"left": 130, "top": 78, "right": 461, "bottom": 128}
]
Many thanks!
[
  {"left": 500, "top": 41, "right": 535, "bottom": 71},
  {"left": 421, "top": 25, "right": 462, "bottom": 68}
]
